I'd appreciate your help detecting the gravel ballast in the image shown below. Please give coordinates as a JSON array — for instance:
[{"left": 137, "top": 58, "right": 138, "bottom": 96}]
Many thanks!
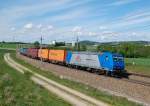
[{"left": 16, "top": 54, "right": 150, "bottom": 106}]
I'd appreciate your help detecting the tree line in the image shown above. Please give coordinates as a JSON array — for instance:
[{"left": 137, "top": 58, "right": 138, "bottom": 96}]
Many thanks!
[
  {"left": 97, "top": 43, "right": 150, "bottom": 58},
  {"left": 33, "top": 41, "right": 150, "bottom": 58}
]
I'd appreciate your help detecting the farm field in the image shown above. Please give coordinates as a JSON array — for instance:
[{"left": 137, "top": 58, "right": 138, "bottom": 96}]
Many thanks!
[
  {"left": 0, "top": 43, "right": 17, "bottom": 49},
  {"left": 0, "top": 43, "right": 33, "bottom": 50},
  {"left": 11, "top": 53, "right": 142, "bottom": 106},
  {"left": 125, "top": 58, "right": 150, "bottom": 75},
  {"left": 0, "top": 50, "right": 71, "bottom": 106}
]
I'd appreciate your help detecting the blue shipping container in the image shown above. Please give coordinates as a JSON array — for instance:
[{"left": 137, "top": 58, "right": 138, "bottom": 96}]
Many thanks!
[{"left": 19, "top": 48, "right": 28, "bottom": 55}]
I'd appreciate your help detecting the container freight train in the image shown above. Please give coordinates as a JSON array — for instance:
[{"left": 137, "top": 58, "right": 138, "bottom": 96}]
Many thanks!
[{"left": 19, "top": 48, "right": 125, "bottom": 76}]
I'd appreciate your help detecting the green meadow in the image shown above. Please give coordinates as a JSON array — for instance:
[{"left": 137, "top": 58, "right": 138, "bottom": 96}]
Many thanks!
[{"left": 0, "top": 49, "right": 71, "bottom": 106}]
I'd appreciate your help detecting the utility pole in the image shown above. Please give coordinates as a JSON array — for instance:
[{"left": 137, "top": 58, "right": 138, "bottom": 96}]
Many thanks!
[
  {"left": 12, "top": 35, "right": 17, "bottom": 53},
  {"left": 40, "top": 36, "right": 43, "bottom": 47},
  {"left": 40, "top": 36, "right": 43, "bottom": 62},
  {"left": 76, "top": 35, "right": 79, "bottom": 51},
  {"left": 12, "top": 35, "right": 15, "bottom": 42}
]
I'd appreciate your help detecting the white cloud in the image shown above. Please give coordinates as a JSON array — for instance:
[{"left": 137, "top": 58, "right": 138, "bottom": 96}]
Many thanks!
[
  {"left": 24, "top": 23, "right": 33, "bottom": 29},
  {"left": 110, "top": 0, "right": 139, "bottom": 6},
  {"left": 37, "top": 24, "right": 42, "bottom": 29},
  {"left": 124, "top": 10, "right": 150, "bottom": 21},
  {"left": 100, "top": 36, "right": 105, "bottom": 40},
  {"left": 10, "top": 27, "right": 16, "bottom": 31},
  {"left": 88, "top": 32, "right": 97, "bottom": 36},
  {"left": 131, "top": 32, "right": 137, "bottom": 36},
  {"left": 72, "top": 26, "right": 82, "bottom": 32},
  {"left": 47, "top": 25, "right": 54, "bottom": 30},
  {"left": 77, "top": 31, "right": 82, "bottom": 35},
  {"left": 103, "top": 8, "right": 150, "bottom": 30},
  {"left": 0, "top": 0, "right": 149, "bottom": 43},
  {"left": 42, "top": 7, "right": 86, "bottom": 24},
  {"left": 121, "top": 9, "right": 150, "bottom": 25},
  {"left": 99, "top": 26, "right": 107, "bottom": 30},
  {"left": 0, "top": 0, "right": 90, "bottom": 42}
]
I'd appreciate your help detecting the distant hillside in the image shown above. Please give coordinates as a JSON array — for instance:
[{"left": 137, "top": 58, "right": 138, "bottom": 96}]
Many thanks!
[
  {"left": 0, "top": 42, "right": 28, "bottom": 44},
  {"left": 79, "top": 40, "right": 99, "bottom": 45},
  {"left": 79, "top": 40, "right": 150, "bottom": 46}
]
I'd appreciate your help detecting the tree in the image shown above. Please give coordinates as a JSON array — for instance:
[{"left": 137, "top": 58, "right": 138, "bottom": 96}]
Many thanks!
[
  {"left": 81, "top": 44, "right": 87, "bottom": 51},
  {"left": 2, "top": 41, "right": 5, "bottom": 43},
  {"left": 34, "top": 41, "right": 40, "bottom": 48},
  {"left": 55, "top": 42, "right": 65, "bottom": 46}
]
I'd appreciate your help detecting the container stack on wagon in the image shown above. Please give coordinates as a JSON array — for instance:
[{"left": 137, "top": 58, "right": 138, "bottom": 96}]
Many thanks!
[
  {"left": 38, "top": 49, "right": 49, "bottom": 61},
  {"left": 49, "top": 50, "right": 66, "bottom": 63},
  {"left": 19, "top": 48, "right": 125, "bottom": 76},
  {"left": 27, "top": 48, "right": 39, "bottom": 58},
  {"left": 20, "top": 48, "right": 28, "bottom": 56}
]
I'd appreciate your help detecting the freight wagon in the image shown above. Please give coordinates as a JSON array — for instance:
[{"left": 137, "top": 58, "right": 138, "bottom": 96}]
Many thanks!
[
  {"left": 27, "top": 48, "right": 39, "bottom": 59},
  {"left": 38, "top": 49, "right": 49, "bottom": 61},
  {"left": 48, "top": 50, "right": 66, "bottom": 63},
  {"left": 19, "top": 48, "right": 28, "bottom": 56}
]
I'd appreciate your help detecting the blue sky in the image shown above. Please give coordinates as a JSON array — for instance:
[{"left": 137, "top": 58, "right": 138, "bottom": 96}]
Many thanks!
[{"left": 0, "top": 0, "right": 150, "bottom": 43}]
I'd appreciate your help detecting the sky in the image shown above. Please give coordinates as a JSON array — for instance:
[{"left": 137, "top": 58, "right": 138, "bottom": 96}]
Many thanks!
[{"left": 0, "top": 0, "right": 150, "bottom": 43}]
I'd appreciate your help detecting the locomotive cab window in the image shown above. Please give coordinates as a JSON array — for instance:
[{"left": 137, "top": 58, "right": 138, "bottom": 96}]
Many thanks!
[
  {"left": 113, "top": 57, "right": 123, "bottom": 62},
  {"left": 105, "top": 56, "right": 109, "bottom": 61}
]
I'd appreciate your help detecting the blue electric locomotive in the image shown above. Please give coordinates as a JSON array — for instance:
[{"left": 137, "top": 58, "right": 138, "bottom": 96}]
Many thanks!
[{"left": 66, "top": 51, "right": 125, "bottom": 75}]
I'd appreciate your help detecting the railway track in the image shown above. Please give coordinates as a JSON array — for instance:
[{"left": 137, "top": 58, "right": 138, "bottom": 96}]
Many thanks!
[
  {"left": 122, "top": 78, "right": 150, "bottom": 87},
  {"left": 129, "top": 72, "right": 150, "bottom": 79},
  {"left": 88, "top": 71, "right": 150, "bottom": 87},
  {"left": 120, "top": 72, "right": 150, "bottom": 87},
  {"left": 63, "top": 64, "right": 150, "bottom": 87},
  {"left": 73, "top": 68, "right": 150, "bottom": 87}
]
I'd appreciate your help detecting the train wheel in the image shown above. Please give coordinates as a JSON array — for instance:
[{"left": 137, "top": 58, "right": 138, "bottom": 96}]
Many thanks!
[
  {"left": 111, "top": 72, "right": 115, "bottom": 77},
  {"left": 106, "top": 71, "right": 111, "bottom": 76},
  {"left": 99, "top": 70, "right": 105, "bottom": 75},
  {"left": 75, "top": 65, "right": 78, "bottom": 69},
  {"left": 67, "top": 64, "right": 70, "bottom": 67}
]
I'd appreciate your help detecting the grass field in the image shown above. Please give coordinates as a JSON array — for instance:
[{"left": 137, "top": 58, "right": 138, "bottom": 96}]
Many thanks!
[
  {"left": 11, "top": 53, "right": 142, "bottom": 106},
  {"left": 0, "top": 43, "right": 17, "bottom": 49},
  {"left": 125, "top": 58, "right": 150, "bottom": 75},
  {"left": 0, "top": 50, "right": 71, "bottom": 106}
]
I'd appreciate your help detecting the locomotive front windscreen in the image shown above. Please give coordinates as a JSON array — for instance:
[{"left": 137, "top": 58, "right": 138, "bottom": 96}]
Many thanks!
[{"left": 113, "top": 57, "right": 123, "bottom": 62}]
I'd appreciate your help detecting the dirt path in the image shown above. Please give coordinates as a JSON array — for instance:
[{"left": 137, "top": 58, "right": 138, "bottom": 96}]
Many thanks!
[{"left": 4, "top": 53, "right": 109, "bottom": 106}]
